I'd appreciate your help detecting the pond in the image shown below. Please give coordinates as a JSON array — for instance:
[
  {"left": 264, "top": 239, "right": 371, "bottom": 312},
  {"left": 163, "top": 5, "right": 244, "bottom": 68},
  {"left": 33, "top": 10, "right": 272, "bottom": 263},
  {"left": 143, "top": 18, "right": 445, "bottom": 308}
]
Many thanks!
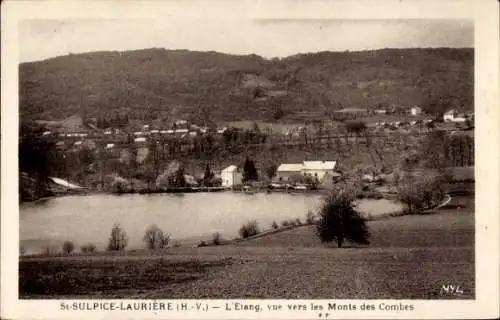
[{"left": 19, "top": 192, "right": 403, "bottom": 254}]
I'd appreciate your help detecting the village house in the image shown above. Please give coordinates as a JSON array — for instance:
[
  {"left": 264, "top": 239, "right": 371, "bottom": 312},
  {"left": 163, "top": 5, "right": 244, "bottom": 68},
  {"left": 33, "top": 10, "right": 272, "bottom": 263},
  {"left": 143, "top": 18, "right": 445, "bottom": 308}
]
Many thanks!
[
  {"left": 410, "top": 106, "right": 423, "bottom": 116},
  {"left": 276, "top": 163, "right": 304, "bottom": 182},
  {"left": 276, "top": 161, "right": 339, "bottom": 183},
  {"left": 302, "top": 161, "right": 337, "bottom": 181},
  {"left": 174, "top": 120, "right": 189, "bottom": 129},
  {"left": 334, "top": 108, "right": 369, "bottom": 118},
  {"left": 221, "top": 165, "right": 243, "bottom": 187},
  {"left": 216, "top": 127, "right": 228, "bottom": 134},
  {"left": 443, "top": 109, "right": 468, "bottom": 123}
]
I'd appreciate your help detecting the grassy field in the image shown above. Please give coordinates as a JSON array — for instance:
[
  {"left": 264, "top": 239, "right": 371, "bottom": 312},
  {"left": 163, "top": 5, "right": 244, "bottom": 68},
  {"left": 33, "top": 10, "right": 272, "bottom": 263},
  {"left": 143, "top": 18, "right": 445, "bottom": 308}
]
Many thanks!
[{"left": 19, "top": 196, "right": 474, "bottom": 299}]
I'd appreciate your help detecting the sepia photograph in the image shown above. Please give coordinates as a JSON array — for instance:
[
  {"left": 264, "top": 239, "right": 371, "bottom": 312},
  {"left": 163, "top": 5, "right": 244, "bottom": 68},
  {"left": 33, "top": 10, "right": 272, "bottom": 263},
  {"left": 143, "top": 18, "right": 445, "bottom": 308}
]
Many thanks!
[
  {"left": 2, "top": 0, "right": 499, "bottom": 319},
  {"left": 17, "top": 17, "right": 476, "bottom": 299}
]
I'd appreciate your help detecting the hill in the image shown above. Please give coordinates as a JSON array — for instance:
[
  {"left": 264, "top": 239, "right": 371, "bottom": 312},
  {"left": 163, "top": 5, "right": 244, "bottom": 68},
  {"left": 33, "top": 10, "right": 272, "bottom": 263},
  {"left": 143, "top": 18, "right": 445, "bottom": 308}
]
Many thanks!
[{"left": 19, "top": 47, "right": 473, "bottom": 126}]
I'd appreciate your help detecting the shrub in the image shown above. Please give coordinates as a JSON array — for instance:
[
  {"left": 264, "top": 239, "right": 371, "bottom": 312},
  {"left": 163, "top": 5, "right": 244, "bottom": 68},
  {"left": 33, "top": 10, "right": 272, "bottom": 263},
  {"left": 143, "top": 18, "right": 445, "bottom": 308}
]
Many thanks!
[
  {"left": 62, "top": 241, "right": 75, "bottom": 254},
  {"left": 238, "top": 220, "right": 259, "bottom": 238},
  {"left": 271, "top": 221, "right": 279, "bottom": 229},
  {"left": 295, "top": 218, "right": 302, "bottom": 225},
  {"left": 80, "top": 243, "right": 97, "bottom": 253},
  {"left": 305, "top": 210, "right": 315, "bottom": 224},
  {"left": 110, "top": 176, "right": 130, "bottom": 194},
  {"left": 171, "top": 240, "right": 182, "bottom": 248},
  {"left": 107, "top": 224, "right": 128, "bottom": 251},
  {"left": 397, "top": 171, "right": 447, "bottom": 214},
  {"left": 316, "top": 188, "right": 370, "bottom": 248},
  {"left": 143, "top": 224, "right": 170, "bottom": 249},
  {"left": 197, "top": 240, "right": 208, "bottom": 247},
  {"left": 42, "top": 244, "right": 58, "bottom": 256},
  {"left": 212, "top": 232, "right": 222, "bottom": 245},
  {"left": 281, "top": 220, "right": 290, "bottom": 227}
]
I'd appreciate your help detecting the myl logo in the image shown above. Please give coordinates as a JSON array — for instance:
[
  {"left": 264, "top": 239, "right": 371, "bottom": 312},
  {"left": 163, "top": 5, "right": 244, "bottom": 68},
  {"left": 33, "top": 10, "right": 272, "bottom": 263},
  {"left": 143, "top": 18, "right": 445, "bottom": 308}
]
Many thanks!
[{"left": 440, "top": 284, "right": 464, "bottom": 296}]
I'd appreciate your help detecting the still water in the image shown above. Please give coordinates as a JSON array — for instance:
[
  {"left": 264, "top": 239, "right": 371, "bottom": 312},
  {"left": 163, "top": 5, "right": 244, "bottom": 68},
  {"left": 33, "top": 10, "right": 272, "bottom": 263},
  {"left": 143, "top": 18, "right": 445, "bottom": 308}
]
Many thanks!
[{"left": 20, "top": 193, "right": 403, "bottom": 253}]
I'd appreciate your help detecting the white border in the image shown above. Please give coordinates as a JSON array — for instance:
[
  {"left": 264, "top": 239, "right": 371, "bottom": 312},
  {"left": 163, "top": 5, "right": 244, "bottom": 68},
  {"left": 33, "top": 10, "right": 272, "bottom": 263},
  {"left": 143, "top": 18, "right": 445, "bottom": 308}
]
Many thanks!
[{"left": 2, "top": 0, "right": 499, "bottom": 319}]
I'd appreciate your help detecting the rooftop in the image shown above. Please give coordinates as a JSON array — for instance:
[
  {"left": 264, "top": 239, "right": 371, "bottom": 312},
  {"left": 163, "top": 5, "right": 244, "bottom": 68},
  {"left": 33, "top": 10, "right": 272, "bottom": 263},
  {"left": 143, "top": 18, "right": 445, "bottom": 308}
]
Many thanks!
[
  {"left": 303, "top": 161, "right": 337, "bottom": 170},
  {"left": 277, "top": 163, "right": 304, "bottom": 172},
  {"left": 222, "top": 165, "right": 238, "bottom": 172}
]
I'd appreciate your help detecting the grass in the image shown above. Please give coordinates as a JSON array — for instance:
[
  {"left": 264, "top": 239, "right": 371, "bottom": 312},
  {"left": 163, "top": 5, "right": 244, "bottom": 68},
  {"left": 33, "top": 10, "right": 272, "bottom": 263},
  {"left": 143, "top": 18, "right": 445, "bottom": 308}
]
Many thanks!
[
  {"left": 19, "top": 196, "right": 474, "bottom": 299},
  {"left": 20, "top": 257, "right": 233, "bottom": 298}
]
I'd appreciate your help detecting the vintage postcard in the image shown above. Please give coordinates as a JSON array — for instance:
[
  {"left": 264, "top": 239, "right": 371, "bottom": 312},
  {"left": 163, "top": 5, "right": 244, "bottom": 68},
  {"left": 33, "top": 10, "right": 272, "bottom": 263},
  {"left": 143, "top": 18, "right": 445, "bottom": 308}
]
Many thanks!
[{"left": 1, "top": 0, "right": 499, "bottom": 319}]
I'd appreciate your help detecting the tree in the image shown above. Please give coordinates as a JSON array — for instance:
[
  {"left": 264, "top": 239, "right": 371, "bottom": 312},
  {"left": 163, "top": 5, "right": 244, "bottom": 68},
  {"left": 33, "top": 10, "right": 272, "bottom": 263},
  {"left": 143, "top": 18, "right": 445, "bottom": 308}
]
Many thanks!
[
  {"left": 242, "top": 157, "right": 258, "bottom": 182},
  {"left": 62, "top": 241, "right": 75, "bottom": 254},
  {"left": 315, "top": 186, "right": 370, "bottom": 248},
  {"left": 156, "top": 160, "right": 187, "bottom": 189},
  {"left": 265, "top": 164, "right": 277, "bottom": 180},
  {"left": 212, "top": 232, "right": 222, "bottom": 245},
  {"left": 397, "top": 171, "right": 447, "bottom": 214},
  {"left": 344, "top": 120, "right": 367, "bottom": 135},
  {"left": 107, "top": 224, "right": 128, "bottom": 251},
  {"left": 252, "top": 122, "right": 261, "bottom": 133},
  {"left": 202, "top": 164, "right": 214, "bottom": 186},
  {"left": 19, "top": 124, "right": 65, "bottom": 200},
  {"left": 238, "top": 220, "right": 259, "bottom": 238},
  {"left": 110, "top": 176, "right": 130, "bottom": 194},
  {"left": 418, "top": 130, "right": 449, "bottom": 171},
  {"left": 143, "top": 225, "right": 169, "bottom": 249}
]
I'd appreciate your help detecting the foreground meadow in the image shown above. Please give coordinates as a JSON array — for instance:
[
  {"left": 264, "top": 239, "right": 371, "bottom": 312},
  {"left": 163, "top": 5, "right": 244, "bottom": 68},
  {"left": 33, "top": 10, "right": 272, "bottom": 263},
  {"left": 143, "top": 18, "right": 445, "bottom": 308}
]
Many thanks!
[{"left": 19, "top": 196, "right": 474, "bottom": 299}]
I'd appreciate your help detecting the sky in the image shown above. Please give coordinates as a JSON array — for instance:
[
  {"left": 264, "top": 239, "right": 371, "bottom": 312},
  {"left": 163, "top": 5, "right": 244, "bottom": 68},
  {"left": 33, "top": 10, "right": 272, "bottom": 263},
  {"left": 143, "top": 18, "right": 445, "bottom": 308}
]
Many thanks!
[{"left": 19, "top": 18, "right": 473, "bottom": 63}]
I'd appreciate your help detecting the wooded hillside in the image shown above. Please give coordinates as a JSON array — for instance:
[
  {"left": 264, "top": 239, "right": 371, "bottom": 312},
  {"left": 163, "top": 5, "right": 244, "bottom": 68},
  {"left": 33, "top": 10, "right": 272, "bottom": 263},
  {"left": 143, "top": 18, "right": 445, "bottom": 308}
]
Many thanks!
[{"left": 19, "top": 48, "right": 473, "bottom": 126}]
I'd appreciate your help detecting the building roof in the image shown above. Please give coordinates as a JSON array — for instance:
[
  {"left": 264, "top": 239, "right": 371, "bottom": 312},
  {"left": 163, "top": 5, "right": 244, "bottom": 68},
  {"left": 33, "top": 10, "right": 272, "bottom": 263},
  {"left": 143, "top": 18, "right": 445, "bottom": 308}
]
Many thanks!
[
  {"left": 222, "top": 165, "right": 238, "bottom": 173},
  {"left": 303, "top": 161, "right": 337, "bottom": 171},
  {"left": 277, "top": 163, "right": 304, "bottom": 172},
  {"left": 335, "top": 108, "right": 369, "bottom": 113}
]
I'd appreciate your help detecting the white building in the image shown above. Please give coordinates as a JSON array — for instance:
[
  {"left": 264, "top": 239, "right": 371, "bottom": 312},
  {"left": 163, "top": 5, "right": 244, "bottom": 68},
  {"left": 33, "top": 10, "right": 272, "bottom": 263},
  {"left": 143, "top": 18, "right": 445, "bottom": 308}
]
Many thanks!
[
  {"left": 106, "top": 143, "right": 115, "bottom": 149},
  {"left": 216, "top": 127, "right": 228, "bottom": 134},
  {"left": 134, "top": 137, "right": 146, "bottom": 143},
  {"left": 443, "top": 109, "right": 457, "bottom": 122},
  {"left": 443, "top": 109, "right": 468, "bottom": 123},
  {"left": 410, "top": 106, "right": 423, "bottom": 116},
  {"left": 276, "top": 160, "right": 338, "bottom": 182},
  {"left": 302, "top": 161, "right": 337, "bottom": 181},
  {"left": 221, "top": 165, "right": 243, "bottom": 187}
]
